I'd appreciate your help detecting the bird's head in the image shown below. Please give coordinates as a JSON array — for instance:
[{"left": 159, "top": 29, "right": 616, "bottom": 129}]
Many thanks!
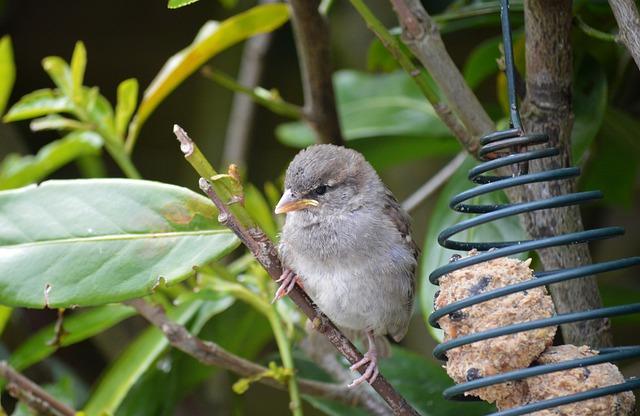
[{"left": 275, "top": 144, "right": 379, "bottom": 217}]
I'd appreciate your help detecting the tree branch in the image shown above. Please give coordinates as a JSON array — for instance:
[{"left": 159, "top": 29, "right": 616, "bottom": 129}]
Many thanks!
[
  {"left": 512, "top": 0, "right": 611, "bottom": 348},
  {"left": 348, "top": 0, "right": 474, "bottom": 153},
  {"left": 389, "top": 0, "right": 495, "bottom": 143},
  {"left": 287, "top": 0, "right": 344, "bottom": 145},
  {"left": 124, "top": 298, "right": 385, "bottom": 415},
  {"left": 0, "top": 362, "right": 76, "bottom": 416},
  {"left": 173, "top": 125, "right": 419, "bottom": 416},
  {"left": 608, "top": 0, "right": 640, "bottom": 71}
]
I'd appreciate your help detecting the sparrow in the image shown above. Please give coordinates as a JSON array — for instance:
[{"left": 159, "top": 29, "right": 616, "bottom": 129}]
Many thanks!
[{"left": 273, "top": 144, "right": 418, "bottom": 387}]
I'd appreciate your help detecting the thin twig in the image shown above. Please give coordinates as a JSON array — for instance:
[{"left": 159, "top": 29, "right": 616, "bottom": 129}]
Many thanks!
[
  {"left": 287, "top": 0, "right": 344, "bottom": 145},
  {"left": 221, "top": 12, "right": 275, "bottom": 168},
  {"left": 173, "top": 125, "right": 419, "bottom": 416},
  {"left": 389, "top": 0, "right": 495, "bottom": 141},
  {"left": 201, "top": 67, "right": 302, "bottom": 120},
  {"left": 608, "top": 0, "right": 640, "bottom": 70},
  {"left": 401, "top": 151, "right": 467, "bottom": 213},
  {"left": 124, "top": 298, "right": 381, "bottom": 412},
  {"left": 0, "top": 361, "right": 76, "bottom": 416}
]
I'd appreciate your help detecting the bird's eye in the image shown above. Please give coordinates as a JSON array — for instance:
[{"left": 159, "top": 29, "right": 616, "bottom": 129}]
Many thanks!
[{"left": 314, "top": 185, "right": 327, "bottom": 195}]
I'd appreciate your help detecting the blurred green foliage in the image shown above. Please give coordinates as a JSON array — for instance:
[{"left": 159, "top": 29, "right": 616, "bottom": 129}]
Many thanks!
[{"left": 0, "top": 0, "right": 638, "bottom": 415}]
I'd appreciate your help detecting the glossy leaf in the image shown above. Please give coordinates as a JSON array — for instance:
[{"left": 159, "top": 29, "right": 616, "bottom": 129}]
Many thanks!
[
  {"left": 0, "top": 179, "right": 239, "bottom": 308},
  {"left": 30, "top": 114, "right": 89, "bottom": 132},
  {"left": 8, "top": 305, "right": 136, "bottom": 373},
  {"left": 276, "top": 70, "right": 458, "bottom": 169},
  {"left": 128, "top": 4, "right": 290, "bottom": 143},
  {"left": 0, "top": 131, "right": 102, "bottom": 190},
  {"left": 83, "top": 299, "right": 204, "bottom": 416},
  {"left": 300, "top": 347, "right": 492, "bottom": 415},
  {"left": 0, "top": 36, "right": 16, "bottom": 115},
  {"left": 420, "top": 156, "right": 529, "bottom": 341},
  {"left": 3, "top": 89, "right": 73, "bottom": 122},
  {"left": 571, "top": 58, "right": 608, "bottom": 165},
  {"left": 167, "top": 0, "right": 200, "bottom": 8},
  {"left": 42, "top": 56, "right": 73, "bottom": 97},
  {"left": 115, "top": 78, "right": 139, "bottom": 138}
]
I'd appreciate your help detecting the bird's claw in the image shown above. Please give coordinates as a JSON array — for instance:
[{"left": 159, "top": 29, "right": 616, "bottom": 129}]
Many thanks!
[
  {"left": 348, "top": 351, "right": 379, "bottom": 387},
  {"left": 272, "top": 269, "right": 300, "bottom": 303}
]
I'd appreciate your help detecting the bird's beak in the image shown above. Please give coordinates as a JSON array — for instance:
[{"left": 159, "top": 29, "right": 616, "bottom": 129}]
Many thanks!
[{"left": 275, "top": 188, "right": 318, "bottom": 214}]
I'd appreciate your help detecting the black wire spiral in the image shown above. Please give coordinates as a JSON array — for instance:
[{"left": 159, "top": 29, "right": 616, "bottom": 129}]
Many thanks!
[{"left": 427, "top": 1, "right": 640, "bottom": 414}]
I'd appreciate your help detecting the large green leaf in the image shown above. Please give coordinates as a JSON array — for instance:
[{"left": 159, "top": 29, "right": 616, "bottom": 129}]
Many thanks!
[
  {"left": 83, "top": 298, "right": 206, "bottom": 416},
  {"left": 8, "top": 304, "right": 136, "bottom": 373},
  {"left": 0, "top": 131, "right": 102, "bottom": 190},
  {"left": 420, "top": 156, "right": 529, "bottom": 341},
  {"left": 0, "top": 35, "right": 15, "bottom": 115},
  {"left": 127, "top": 3, "right": 290, "bottom": 144},
  {"left": 3, "top": 89, "right": 73, "bottom": 122},
  {"left": 0, "top": 179, "right": 239, "bottom": 308},
  {"left": 300, "top": 347, "right": 492, "bottom": 415},
  {"left": 276, "top": 70, "right": 458, "bottom": 169}
]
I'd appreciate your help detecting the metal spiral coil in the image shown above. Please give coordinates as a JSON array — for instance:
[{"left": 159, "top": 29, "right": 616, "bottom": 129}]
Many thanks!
[{"left": 427, "top": 1, "right": 640, "bottom": 415}]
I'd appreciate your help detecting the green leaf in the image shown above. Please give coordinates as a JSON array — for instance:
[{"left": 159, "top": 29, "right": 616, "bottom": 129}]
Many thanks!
[
  {"left": 83, "top": 86, "right": 119, "bottom": 143},
  {"left": 3, "top": 89, "right": 73, "bottom": 122},
  {"left": 115, "top": 78, "right": 139, "bottom": 138},
  {"left": 8, "top": 305, "right": 135, "bottom": 373},
  {"left": 42, "top": 56, "right": 73, "bottom": 97},
  {"left": 70, "top": 41, "right": 87, "bottom": 98},
  {"left": 571, "top": 58, "right": 608, "bottom": 165},
  {"left": 300, "top": 347, "right": 492, "bottom": 415},
  {"left": 276, "top": 70, "right": 458, "bottom": 170},
  {"left": 244, "top": 184, "right": 278, "bottom": 241},
  {"left": 420, "top": 156, "right": 529, "bottom": 341},
  {"left": 463, "top": 36, "right": 500, "bottom": 89},
  {"left": 0, "top": 35, "right": 16, "bottom": 115},
  {"left": 0, "top": 131, "right": 103, "bottom": 190},
  {"left": 83, "top": 299, "right": 204, "bottom": 416},
  {"left": 30, "top": 114, "right": 90, "bottom": 132},
  {"left": 167, "top": 0, "right": 200, "bottom": 8},
  {"left": 580, "top": 108, "right": 639, "bottom": 208},
  {"left": 128, "top": 3, "right": 290, "bottom": 145},
  {"left": 0, "top": 179, "right": 239, "bottom": 308}
]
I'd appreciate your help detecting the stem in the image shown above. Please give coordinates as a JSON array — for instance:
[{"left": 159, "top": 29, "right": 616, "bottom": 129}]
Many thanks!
[
  {"left": 202, "top": 67, "right": 302, "bottom": 120},
  {"left": 574, "top": 15, "right": 618, "bottom": 43},
  {"left": 106, "top": 142, "right": 141, "bottom": 179},
  {"left": 267, "top": 307, "right": 304, "bottom": 416},
  {"left": 348, "top": 0, "right": 473, "bottom": 152},
  {"left": 401, "top": 151, "right": 467, "bottom": 213}
]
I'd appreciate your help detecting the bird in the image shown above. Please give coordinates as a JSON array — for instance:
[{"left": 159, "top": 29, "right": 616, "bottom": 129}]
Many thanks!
[{"left": 273, "top": 144, "right": 418, "bottom": 387}]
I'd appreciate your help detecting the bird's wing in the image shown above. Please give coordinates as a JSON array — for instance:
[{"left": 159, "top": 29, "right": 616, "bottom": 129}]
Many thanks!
[{"left": 382, "top": 187, "right": 419, "bottom": 341}]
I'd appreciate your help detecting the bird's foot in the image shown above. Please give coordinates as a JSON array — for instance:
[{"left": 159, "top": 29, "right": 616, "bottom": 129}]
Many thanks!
[
  {"left": 272, "top": 269, "right": 301, "bottom": 303},
  {"left": 348, "top": 349, "right": 379, "bottom": 387}
]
